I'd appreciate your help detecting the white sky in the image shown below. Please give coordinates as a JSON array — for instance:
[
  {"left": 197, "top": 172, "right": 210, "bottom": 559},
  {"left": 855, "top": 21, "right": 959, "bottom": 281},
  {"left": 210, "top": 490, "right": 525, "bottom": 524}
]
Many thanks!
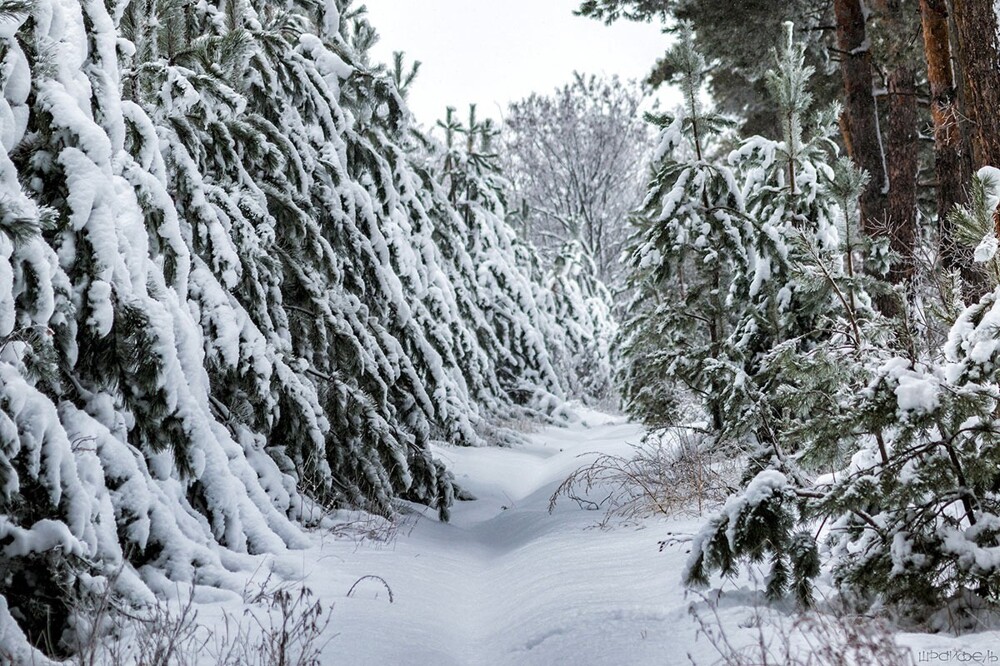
[{"left": 362, "top": 0, "right": 671, "bottom": 127}]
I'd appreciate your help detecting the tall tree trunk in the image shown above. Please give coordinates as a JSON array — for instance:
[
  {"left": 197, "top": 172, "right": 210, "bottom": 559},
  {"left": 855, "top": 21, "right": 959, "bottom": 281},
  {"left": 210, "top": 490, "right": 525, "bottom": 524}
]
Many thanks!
[
  {"left": 834, "top": 0, "right": 889, "bottom": 239},
  {"left": 885, "top": 67, "right": 918, "bottom": 286},
  {"left": 920, "top": 0, "right": 979, "bottom": 301},
  {"left": 951, "top": 0, "right": 1000, "bottom": 169},
  {"left": 921, "top": 0, "right": 968, "bottom": 265},
  {"left": 948, "top": 0, "right": 999, "bottom": 300}
]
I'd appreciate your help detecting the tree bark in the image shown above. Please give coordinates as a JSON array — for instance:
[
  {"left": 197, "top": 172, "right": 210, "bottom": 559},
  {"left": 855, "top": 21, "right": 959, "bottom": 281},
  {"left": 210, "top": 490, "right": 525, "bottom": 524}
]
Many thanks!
[
  {"left": 834, "top": 0, "right": 889, "bottom": 239},
  {"left": 885, "top": 67, "right": 918, "bottom": 286},
  {"left": 951, "top": 0, "right": 1000, "bottom": 169},
  {"left": 920, "top": 0, "right": 969, "bottom": 272}
]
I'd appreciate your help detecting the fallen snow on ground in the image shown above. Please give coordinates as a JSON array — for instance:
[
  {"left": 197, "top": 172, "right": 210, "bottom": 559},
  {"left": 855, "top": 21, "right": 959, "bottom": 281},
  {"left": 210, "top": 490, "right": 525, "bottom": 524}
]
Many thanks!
[
  {"left": 286, "top": 410, "right": 700, "bottom": 665},
  {"left": 148, "top": 410, "right": 1000, "bottom": 665}
]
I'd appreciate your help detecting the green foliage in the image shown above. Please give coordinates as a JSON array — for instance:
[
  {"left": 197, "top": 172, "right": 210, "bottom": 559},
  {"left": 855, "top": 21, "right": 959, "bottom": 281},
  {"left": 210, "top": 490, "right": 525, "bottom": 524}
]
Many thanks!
[
  {"left": 685, "top": 471, "right": 820, "bottom": 608},
  {"left": 950, "top": 168, "right": 1000, "bottom": 290},
  {"left": 766, "top": 22, "right": 813, "bottom": 166},
  {"left": 629, "top": 23, "right": 891, "bottom": 610},
  {"left": 809, "top": 349, "right": 1000, "bottom": 612},
  {"left": 578, "top": 0, "right": 839, "bottom": 137},
  {"left": 620, "top": 23, "right": 861, "bottom": 438},
  {"left": 390, "top": 51, "right": 421, "bottom": 99},
  {"left": 0, "top": 0, "right": 618, "bottom": 655},
  {"left": 587, "top": 0, "right": 1000, "bottom": 624},
  {"left": 0, "top": 0, "right": 31, "bottom": 23},
  {"left": 545, "top": 241, "right": 618, "bottom": 405},
  {"left": 617, "top": 24, "right": 743, "bottom": 428}
]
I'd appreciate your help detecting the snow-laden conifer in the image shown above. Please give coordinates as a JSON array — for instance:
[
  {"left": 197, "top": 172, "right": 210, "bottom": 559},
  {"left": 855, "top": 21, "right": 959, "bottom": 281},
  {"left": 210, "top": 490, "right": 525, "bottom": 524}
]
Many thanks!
[
  {"left": 680, "top": 24, "right": 882, "bottom": 607},
  {"left": 544, "top": 241, "right": 618, "bottom": 405},
  {"left": 618, "top": 22, "right": 745, "bottom": 428},
  {"left": 432, "top": 105, "right": 567, "bottom": 412}
]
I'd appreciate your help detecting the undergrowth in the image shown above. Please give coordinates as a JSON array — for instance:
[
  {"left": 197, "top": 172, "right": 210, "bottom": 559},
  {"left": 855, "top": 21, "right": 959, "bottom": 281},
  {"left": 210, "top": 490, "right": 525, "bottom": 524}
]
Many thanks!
[{"left": 549, "top": 425, "right": 741, "bottom": 526}]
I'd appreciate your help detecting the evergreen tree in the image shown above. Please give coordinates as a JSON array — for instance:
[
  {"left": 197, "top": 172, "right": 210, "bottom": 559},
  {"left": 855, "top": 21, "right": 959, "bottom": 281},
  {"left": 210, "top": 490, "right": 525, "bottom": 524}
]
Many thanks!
[
  {"left": 683, "top": 44, "right": 1000, "bottom": 616},
  {"left": 577, "top": 0, "right": 839, "bottom": 138},
  {"left": 719, "top": 23, "right": 870, "bottom": 448},
  {"left": 432, "top": 105, "right": 566, "bottom": 410},
  {"left": 673, "top": 23, "right": 886, "bottom": 608},
  {"left": 618, "top": 23, "right": 745, "bottom": 428},
  {"left": 810, "top": 169, "right": 1000, "bottom": 613},
  {"left": 1, "top": 0, "right": 307, "bottom": 652}
]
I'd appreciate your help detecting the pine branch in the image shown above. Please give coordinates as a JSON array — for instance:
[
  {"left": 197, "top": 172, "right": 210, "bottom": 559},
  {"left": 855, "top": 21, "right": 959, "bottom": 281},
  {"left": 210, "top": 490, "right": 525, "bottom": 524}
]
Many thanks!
[{"left": 0, "top": 0, "right": 31, "bottom": 24}]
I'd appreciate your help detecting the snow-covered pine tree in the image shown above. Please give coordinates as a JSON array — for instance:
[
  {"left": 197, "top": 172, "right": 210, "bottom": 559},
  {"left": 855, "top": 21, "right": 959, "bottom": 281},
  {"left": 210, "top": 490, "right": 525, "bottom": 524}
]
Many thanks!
[
  {"left": 0, "top": 0, "right": 313, "bottom": 653},
  {"left": 806, "top": 168, "right": 1000, "bottom": 615},
  {"left": 682, "top": 23, "right": 885, "bottom": 607},
  {"left": 952, "top": 166, "right": 1000, "bottom": 288},
  {"left": 683, "top": 158, "right": 1000, "bottom": 617},
  {"left": 119, "top": 0, "right": 327, "bottom": 518},
  {"left": 432, "top": 105, "right": 566, "bottom": 411},
  {"left": 405, "top": 130, "right": 516, "bottom": 422},
  {"left": 119, "top": 0, "right": 426, "bottom": 520},
  {"left": 719, "top": 23, "right": 864, "bottom": 448},
  {"left": 617, "top": 22, "right": 745, "bottom": 429},
  {"left": 544, "top": 241, "right": 617, "bottom": 405},
  {"left": 123, "top": 0, "right": 512, "bottom": 518}
]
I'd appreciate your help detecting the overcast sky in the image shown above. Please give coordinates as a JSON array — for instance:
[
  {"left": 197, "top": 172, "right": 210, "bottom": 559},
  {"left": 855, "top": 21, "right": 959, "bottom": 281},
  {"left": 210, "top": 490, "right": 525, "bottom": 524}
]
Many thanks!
[{"left": 362, "top": 0, "right": 670, "bottom": 127}]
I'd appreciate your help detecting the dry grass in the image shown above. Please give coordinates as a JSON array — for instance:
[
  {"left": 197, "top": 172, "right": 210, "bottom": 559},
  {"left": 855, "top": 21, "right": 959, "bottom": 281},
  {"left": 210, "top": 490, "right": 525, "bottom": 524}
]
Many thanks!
[
  {"left": 64, "top": 566, "right": 335, "bottom": 666},
  {"left": 548, "top": 425, "right": 742, "bottom": 526},
  {"left": 688, "top": 592, "right": 915, "bottom": 666},
  {"left": 346, "top": 575, "right": 394, "bottom": 603},
  {"left": 69, "top": 576, "right": 206, "bottom": 666},
  {"left": 210, "top": 574, "right": 335, "bottom": 666}
]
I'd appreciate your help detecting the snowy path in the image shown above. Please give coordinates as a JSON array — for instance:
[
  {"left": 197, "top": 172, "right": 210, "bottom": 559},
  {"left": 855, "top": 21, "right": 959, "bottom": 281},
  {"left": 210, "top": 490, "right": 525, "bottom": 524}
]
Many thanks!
[{"left": 268, "top": 413, "right": 706, "bottom": 665}]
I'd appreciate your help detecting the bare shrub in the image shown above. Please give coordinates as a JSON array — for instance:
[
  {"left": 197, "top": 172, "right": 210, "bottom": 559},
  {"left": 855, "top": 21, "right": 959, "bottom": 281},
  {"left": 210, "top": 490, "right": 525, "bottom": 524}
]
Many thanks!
[
  {"left": 66, "top": 563, "right": 335, "bottom": 666},
  {"left": 688, "top": 592, "right": 915, "bottom": 666},
  {"left": 69, "top": 575, "right": 206, "bottom": 666},
  {"left": 487, "top": 414, "right": 544, "bottom": 436},
  {"left": 478, "top": 417, "right": 537, "bottom": 448},
  {"left": 918, "top": 587, "right": 1000, "bottom": 634},
  {"left": 548, "top": 426, "right": 741, "bottom": 526},
  {"left": 296, "top": 463, "right": 402, "bottom": 545},
  {"left": 302, "top": 504, "right": 401, "bottom": 545},
  {"left": 212, "top": 574, "right": 335, "bottom": 666},
  {"left": 109, "top": 589, "right": 205, "bottom": 666}
]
